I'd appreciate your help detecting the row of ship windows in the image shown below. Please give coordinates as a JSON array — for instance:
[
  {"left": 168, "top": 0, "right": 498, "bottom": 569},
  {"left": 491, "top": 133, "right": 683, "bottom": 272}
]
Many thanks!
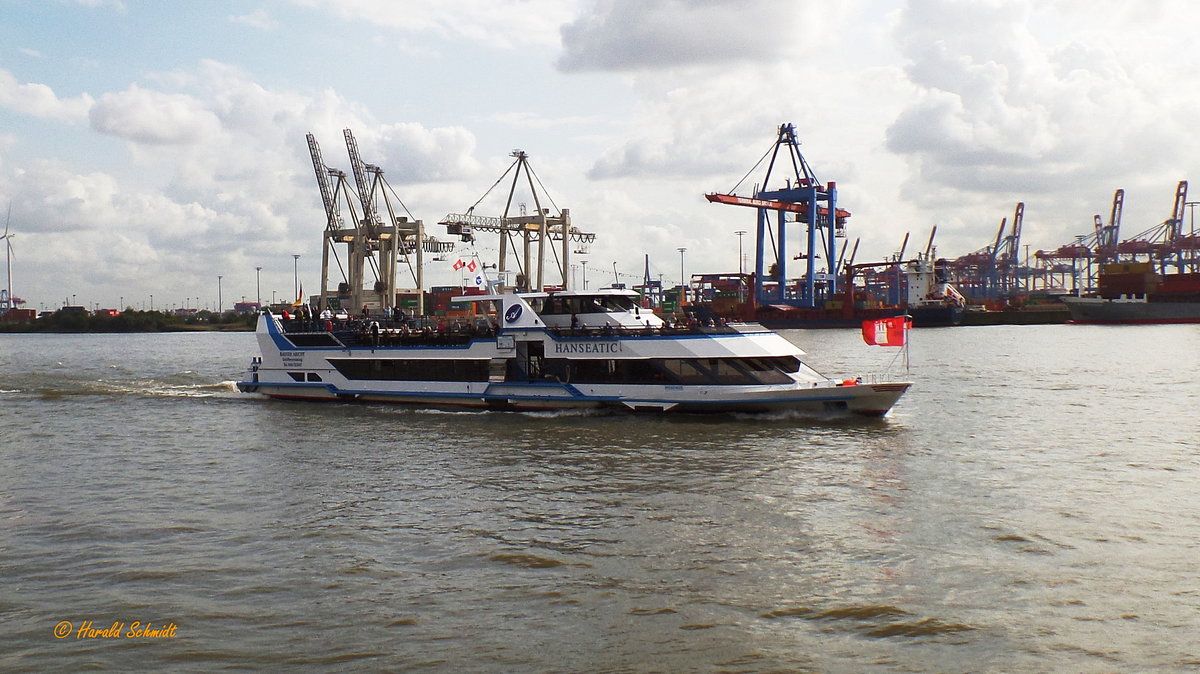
[
  {"left": 326, "top": 356, "right": 802, "bottom": 386},
  {"left": 288, "top": 372, "right": 323, "bottom": 382}
]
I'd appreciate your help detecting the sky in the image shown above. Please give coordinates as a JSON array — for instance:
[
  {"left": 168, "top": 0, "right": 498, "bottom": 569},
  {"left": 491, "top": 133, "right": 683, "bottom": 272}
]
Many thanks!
[{"left": 2, "top": 0, "right": 1200, "bottom": 311}]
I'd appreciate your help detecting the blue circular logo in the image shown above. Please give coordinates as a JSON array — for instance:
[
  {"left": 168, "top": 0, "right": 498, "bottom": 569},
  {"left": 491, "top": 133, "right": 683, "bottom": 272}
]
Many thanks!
[{"left": 504, "top": 304, "right": 523, "bottom": 323}]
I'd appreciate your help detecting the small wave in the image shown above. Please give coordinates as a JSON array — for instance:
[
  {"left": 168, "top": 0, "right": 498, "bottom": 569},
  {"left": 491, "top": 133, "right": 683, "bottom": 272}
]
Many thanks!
[
  {"left": 761, "top": 606, "right": 815, "bottom": 619},
  {"left": 864, "top": 617, "right": 977, "bottom": 638},
  {"left": 812, "top": 605, "right": 911, "bottom": 621},
  {"left": 761, "top": 602, "right": 976, "bottom": 639},
  {"left": 487, "top": 552, "right": 567, "bottom": 569},
  {"left": 629, "top": 607, "right": 678, "bottom": 616}
]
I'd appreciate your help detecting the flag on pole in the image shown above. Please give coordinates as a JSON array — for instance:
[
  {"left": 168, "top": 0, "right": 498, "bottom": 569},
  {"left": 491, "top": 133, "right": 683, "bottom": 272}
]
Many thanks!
[
  {"left": 291, "top": 282, "right": 305, "bottom": 307},
  {"left": 466, "top": 260, "right": 478, "bottom": 272},
  {"left": 861, "top": 316, "right": 911, "bottom": 346},
  {"left": 452, "top": 259, "right": 466, "bottom": 270}
]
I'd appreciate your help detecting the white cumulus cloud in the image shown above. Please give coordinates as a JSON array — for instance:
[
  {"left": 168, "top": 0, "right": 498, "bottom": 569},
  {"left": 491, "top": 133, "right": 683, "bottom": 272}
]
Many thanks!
[
  {"left": 90, "top": 85, "right": 222, "bottom": 145},
  {"left": 0, "top": 69, "right": 93, "bottom": 122}
]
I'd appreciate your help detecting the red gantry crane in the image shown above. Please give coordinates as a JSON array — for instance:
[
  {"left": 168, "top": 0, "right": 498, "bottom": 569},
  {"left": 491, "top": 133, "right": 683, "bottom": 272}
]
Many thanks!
[
  {"left": 947, "top": 203, "right": 1024, "bottom": 301},
  {"left": 1033, "top": 188, "right": 1123, "bottom": 293},
  {"left": 1113, "top": 180, "right": 1190, "bottom": 274}
]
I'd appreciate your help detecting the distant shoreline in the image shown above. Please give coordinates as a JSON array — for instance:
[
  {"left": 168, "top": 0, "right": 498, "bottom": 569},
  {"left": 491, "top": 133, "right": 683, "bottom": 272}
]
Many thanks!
[{"left": 0, "top": 309, "right": 257, "bottom": 334}]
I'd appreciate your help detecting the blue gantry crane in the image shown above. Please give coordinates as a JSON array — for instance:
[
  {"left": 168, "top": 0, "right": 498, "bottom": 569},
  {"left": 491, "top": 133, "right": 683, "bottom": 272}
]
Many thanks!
[{"left": 706, "top": 123, "right": 849, "bottom": 308}]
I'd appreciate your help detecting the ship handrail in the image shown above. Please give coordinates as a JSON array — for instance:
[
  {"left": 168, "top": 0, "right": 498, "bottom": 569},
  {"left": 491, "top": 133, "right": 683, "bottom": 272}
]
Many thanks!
[{"left": 276, "top": 315, "right": 758, "bottom": 340}]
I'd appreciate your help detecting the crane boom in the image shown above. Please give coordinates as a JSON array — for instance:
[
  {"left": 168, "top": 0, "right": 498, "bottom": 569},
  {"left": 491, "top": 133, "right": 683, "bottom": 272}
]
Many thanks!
[
  {"left": 1169, "top": 180, "right": 1189, "bottom": 237},
  {"left": 344, "top": 128, "right": 380, "bottom": 237},
  {"left": 991, "top": 217, "right": 1007, "bottom": 261},
  {"left": 307, "top": 133, "right": 343, "bottom": 231},
  {"left": 704, "top": 193, "right": 851, "bottom": 219},
  {"left": 1006, "top": 203, "right": 1024, "bottom": 262}
]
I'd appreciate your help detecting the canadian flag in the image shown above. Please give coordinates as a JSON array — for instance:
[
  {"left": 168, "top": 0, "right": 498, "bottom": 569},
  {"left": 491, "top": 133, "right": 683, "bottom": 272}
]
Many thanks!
[
  {"left": 466, "top": 260, "right": 478, "bottom": 272},
  {"left": 861, "top": 316, "right": 911, "bottom": 346},
  {"left": 452, "top": 259, "right": 465, "bottom": 270}
]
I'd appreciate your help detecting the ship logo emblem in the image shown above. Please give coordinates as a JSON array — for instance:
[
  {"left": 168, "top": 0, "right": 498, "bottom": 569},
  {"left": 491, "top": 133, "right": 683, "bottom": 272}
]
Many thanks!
[{"left": 504, "top": 304, "right": 523, "bottom": 323}]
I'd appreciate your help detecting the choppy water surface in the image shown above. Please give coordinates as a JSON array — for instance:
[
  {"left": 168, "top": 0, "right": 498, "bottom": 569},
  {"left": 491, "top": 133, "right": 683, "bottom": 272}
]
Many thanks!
[{"left": 2, "top": 326, "right": 1198, "bottom": 671}]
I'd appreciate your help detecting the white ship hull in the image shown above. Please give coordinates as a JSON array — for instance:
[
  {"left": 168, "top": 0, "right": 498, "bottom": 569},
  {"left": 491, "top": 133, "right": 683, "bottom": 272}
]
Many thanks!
[{"left": 237, "top": 291, "right": 909, "bottom": 417}]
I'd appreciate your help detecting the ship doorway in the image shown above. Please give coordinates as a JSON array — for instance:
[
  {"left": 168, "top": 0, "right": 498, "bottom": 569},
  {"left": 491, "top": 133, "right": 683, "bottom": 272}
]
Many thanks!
[{"left": 513, "top": 341, "right": 545, "bottom": 381}]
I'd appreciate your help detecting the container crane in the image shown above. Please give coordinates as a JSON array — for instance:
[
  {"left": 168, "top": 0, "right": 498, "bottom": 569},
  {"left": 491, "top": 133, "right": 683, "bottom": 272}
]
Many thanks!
[
  {"left": 308, "top": 132, "right": 363, "bottom": 311},
  {"left": 994, "top": 202, "right": 1024, "bottom": 294},
  {"left": 343, "top": 128, "right": 401, "bottom": 309},
  {"left": 947, "top": 203, "right": 1023, "bottom": 300},
  {"left": 307, "top": 130, "right": 448, "bottom": 313},
  {"left": 705, "top": 123, "right": 849, "bottom": 309},
  {"left": 1032, "top": 189, "right": 1122, "bottom": 293},
  {"left": 440, "top": 150, "right": 594, "bottom": 292},
  {"left": 1095, "top": 188, "right": 1123, "bottom": 266},
  {"left": 948, "top": 218, "right": 1002, "bottom": 300},
  {"left": 1114, "top": 180, "right": 1190, "bottom": 274}
]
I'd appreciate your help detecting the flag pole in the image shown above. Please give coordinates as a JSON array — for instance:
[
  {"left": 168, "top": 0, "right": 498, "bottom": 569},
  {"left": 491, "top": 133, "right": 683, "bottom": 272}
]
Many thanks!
[{"left": 904, "top": 314, "right": 911, "bottom": 371}]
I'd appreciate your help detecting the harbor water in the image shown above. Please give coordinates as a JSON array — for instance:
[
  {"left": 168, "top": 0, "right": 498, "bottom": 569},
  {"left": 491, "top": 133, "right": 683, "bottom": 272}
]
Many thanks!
[{"left": 2, "top": 325, "right": 1198, "bottom": 672}]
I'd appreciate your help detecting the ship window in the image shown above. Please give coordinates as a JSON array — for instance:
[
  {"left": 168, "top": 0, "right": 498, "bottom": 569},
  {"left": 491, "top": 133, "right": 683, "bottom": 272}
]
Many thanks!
[
  {"left": 599, "top": 295, "right": 634, "bottom": 311},
  {"left": 766, "top": 356, "right": 802, "bottom": 373},
  {"left": 329, "top": 358, "right": 489, "bottom": 382},
  {"left": 566, "top": 359, "right": 663, "bottom": 384},
  {"left": 307, "top": 373, "right": 323, "bottom": 382},
  {"left": 542, "top": 358, "right": 570, "bottom": 381},
  {"left": 569, "top": 359, "right": 618, "bottom": 383},
  {"left": 555, "top": 357, "right": 787, "bottom": 386},
  {"left": 707, "top": 359, "right": 756, "bottom": 385},
  {"left": 739, "top": 358, "right": 794, "bottom": 385},
  {"left": 660, "top": 359, "right": 710, "bottom": 384},
  {"left": 287, "top": 333, "right": 341, "bottom": 347},
  {"left": 287, "top": 372, "right": 305, "bottom": 382}
]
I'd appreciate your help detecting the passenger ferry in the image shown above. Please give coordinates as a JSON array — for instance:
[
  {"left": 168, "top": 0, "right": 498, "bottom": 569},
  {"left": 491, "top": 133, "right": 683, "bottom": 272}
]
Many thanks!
[{"left": 236, "top": 288, "right": 910, "bottom": 416}]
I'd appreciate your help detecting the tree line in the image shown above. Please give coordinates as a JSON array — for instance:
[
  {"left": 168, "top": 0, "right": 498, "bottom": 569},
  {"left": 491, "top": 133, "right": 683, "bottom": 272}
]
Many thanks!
[{"left": 0, "top": 309, "right": 258, "bottom": 333}]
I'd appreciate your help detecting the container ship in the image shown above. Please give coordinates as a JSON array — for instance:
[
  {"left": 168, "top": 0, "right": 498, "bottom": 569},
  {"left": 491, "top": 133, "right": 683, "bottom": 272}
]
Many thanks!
[{"left": 1061, "top": 262, "right": 1200, "bottom": 324}]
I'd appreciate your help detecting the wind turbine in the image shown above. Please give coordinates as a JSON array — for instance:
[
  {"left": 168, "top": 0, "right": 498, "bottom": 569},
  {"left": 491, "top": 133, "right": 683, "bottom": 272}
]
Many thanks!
[{"left": 1, "top": 204, "right": 14, "bottom": 313}]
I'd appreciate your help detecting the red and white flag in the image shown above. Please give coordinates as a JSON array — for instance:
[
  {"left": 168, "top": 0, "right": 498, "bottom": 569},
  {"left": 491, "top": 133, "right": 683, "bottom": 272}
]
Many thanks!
[
  {"left": 452, "top": 259, "right": 465, "bottom": 270},
  {"left": 862, "top": 316, "right": 911, "bottom": 346},
  {"left": 466, "top": 260, "right": 478, "bottom": 272}
]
